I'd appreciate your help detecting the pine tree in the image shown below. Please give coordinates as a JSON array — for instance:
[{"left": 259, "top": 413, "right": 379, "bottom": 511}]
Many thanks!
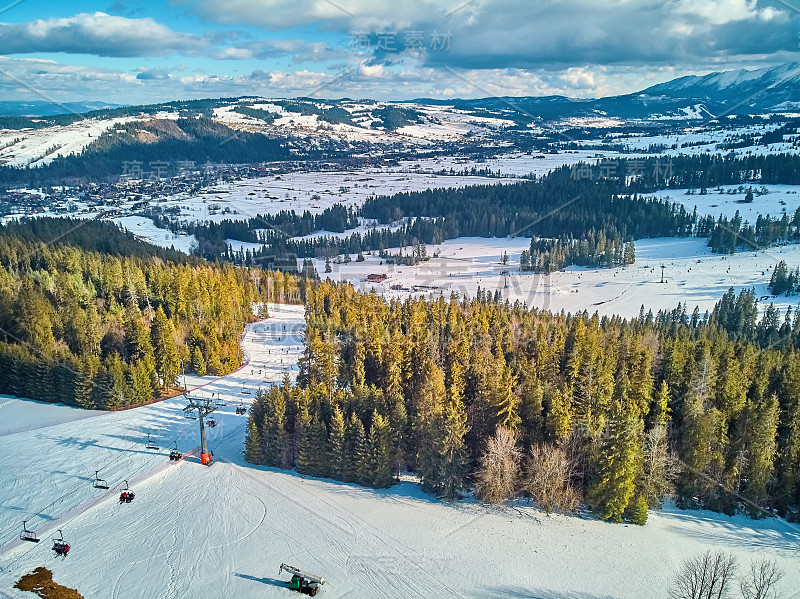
[
  {"left": 309, "top": 417, "right": 330, "bottom": 477},
  {"left": 245, "top": 417, "right": 262, "bottom": 464},
  {"left": 367, "top": 411, "right": 395, "bottom": 488},
  {"left": 547, "top": 386, "right": 573, "bottom": 441},
  {"left": 129, "top": 359, "right": 156, "bottom": 404},
  {"left": 262, "top": 389, "right": 287, "bottom": 468},
  {"left": 496, "top": 364, "right": 521, "bottom": 432},
  {"left": 329, "top": 404, "right": 346, "bottom": 479},
  {"left": 151, "top": 306, "right": 179, "bottom": 391},
  {"left": 352, "top": 341, "right": 366, "bottom": 388},
  {"left": 343, "top": 412, "right": 366, "bottom": 483},
  {"left": 649, "top": 380, "right": 671, "bottom": 427},
  {"left": 627, "top": 495, "right": 648, "bottom": 525},
  {"left": 743, "top": 394, "right": 779, "bottom": 517},
  {"left": 191, "top": 345, "right": 207, "bottom": 376},
  {"left": 437, "top": 396, "right": 470, "bottom": 501},
  {"left": 776, "top": 353, "right": 800, "bottom": 519},
  {"left": 588, "top": 374, "right": 643, "bottom": 522}
]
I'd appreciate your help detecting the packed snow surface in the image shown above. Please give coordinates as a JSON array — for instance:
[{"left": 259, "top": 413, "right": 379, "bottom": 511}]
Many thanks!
[
  {"left": 0, "top": 396, "right": 103, "bottom": 437},
  {"left": 1, "top": 304, "right": 798, "bottom": 598}
]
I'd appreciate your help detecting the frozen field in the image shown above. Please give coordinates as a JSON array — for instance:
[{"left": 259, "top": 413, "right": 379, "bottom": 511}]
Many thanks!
[{"left": 0, "top": 304, "right": 798, "bottom": 598}]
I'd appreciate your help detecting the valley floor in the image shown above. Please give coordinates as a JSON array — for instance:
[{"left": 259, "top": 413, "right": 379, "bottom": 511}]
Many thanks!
[{"left": 0, "top": 304, "right": 798, "bottom": 599}]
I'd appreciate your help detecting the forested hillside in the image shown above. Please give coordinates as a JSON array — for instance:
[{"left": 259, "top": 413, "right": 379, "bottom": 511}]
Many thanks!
[
  {"left": 245, "top": 282, "right": 800, "bottom": 524},
  {"left": 183, "top": 155, "right": 800, "bottom": 267},
  {"left": 0, "top": 116, "right": 294, "bottom": 186},
  {"left": 0, "top": 219, "right": 306, "bottom": 409}
]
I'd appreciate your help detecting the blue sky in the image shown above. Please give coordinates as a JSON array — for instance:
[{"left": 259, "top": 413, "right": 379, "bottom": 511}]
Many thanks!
[{"left": 0, "top": 0, "right": 798, "bottom": 104}]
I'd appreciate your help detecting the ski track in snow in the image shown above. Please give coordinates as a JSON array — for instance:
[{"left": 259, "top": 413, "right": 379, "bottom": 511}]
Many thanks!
[{"left": 1, "top": 302, "right": 799, "bottom": 598}]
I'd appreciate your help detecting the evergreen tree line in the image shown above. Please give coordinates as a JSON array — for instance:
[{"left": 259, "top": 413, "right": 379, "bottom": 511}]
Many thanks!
[
  {"left": 558, "top": 153, "right": 800, "bottom": 193},
  {"left": 706, "top": 209, "right": 800, "bottom": 254},
  {"left": 768, "top": 261, "right": 800, "bottom": 296},
  {"left": 162, "top": 203, "right": 361, "bottom": 244},
  {"left": 245, "top": 281, "right": 800, "bottom": 525},
  {"left": 520, "top": 229, "right": 635, "bottom": 273},
  {"left": 0, "top": 229, "right": 306, "bottom": 409},
  {"left": 150, "top": 153, "right": 800, "bottom": 268},
  {"left": 361, "top": 173, "right": 696, "bottom": 240},
  {"left": 612, "top": 153, "right": 800, "bottom": 192}
]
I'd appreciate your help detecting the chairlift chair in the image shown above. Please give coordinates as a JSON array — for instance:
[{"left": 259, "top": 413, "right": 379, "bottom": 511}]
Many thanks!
[
  {"left": 169, "top": 440, "right": 183, "bottom": 461},
  {"left": 20, "top": 521, "right": 39, "bottom": 543},
  {"left": 241, "top": 385, "right": 251, "bottom": 395},
  {"left": 119, "top": 480, "right": 135, "bottom": 504},
  {"left": 52, "top": 529, "right": 69, "bottom": 557},
  {"left": 146, "top": 433, "right": 160, "bottom": 450},
  {"left": 93, "top": 471, "right": 110, "bottom": 490}
]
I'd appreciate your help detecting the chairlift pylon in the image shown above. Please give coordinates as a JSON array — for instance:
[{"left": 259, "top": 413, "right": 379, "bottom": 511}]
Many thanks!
[
  {"left": 20, "top": 521, "right": 39, "bottom": 543},
  {"left": 93, "top": 470, "right": 109, "bottom": 490}
]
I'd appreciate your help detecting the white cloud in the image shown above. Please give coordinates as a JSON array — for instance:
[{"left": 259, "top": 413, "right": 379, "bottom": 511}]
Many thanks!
[
  {"left": 181, "top": 0, "right": 800, "bottom": 71},
  {"left": 0, "top": 12, "right": 209, "bottom": 57}
]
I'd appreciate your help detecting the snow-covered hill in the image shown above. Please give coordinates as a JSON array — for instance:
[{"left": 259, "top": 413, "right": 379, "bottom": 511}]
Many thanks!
[
  {"left": 1, "top": 304, "right": 797, "bottom": 598},
  {"left": 643, "top": 63, "right": 800, "bottom": 112},
  {"left": 3, "top": 63, "right": 800, "bottom": 171}
]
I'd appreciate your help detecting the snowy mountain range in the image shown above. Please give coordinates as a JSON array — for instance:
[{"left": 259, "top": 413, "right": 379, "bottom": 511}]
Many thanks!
[
  {"left": 3, "top": 63, "right": 798, "bottom": 122},
  {"left": 2, "top": 63, "right": 799, "bottom": 171},
  {"left": 641, "top": 63, "right": 800, "bottom": 114},
  {"left": 0, "top": 100, "right": 120, "bottom": 117}
]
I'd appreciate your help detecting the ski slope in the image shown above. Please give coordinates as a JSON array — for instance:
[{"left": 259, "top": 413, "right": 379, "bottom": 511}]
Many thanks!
[
  {"left": 309, "top": 237, "right": 800, "bottom": 319},
  {"left": 1, "top": 304, "right": 798, "bottom": 599}
]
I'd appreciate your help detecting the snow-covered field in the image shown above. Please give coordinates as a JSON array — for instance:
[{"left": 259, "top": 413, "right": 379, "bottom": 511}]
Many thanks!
[
  {"left": 656, "top": 184, "right": 800, "bottom": 220},
  {"left": 1, "top": 304, "right": 798, "bottom": 598},
  {"left": 114, "top": 215, "right": 196, "bottom": 253},
  {"left": 159, "top": 171, "right": 518, "bottom": 224},
  {"left": 391, "top": 150, "right": 622, "bottom": 178},
  {"left": 315, "top": 237, "right": 800, "bottom": 318}
]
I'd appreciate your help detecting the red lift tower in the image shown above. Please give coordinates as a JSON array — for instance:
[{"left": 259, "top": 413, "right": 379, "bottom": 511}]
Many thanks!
[{"left": 183, "top": 394, "right": 217, "bottom": 465}]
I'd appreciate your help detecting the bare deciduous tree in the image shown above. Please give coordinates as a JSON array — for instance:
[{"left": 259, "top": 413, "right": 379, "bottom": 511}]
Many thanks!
[
  {"left": 671, "top": 551, "right": 738, "bottom": 599},
  {"left": 740, "top": 558, "right": 784, "bottom": 599},
  {"left": 523, "top": 442, "right": 579, "bottom": 513},
  {"left": 641, "top": 424, "right": 679, "bottom": 508},
  {"left": 474, "top": 426, "right": 521, "bottom": 504}
]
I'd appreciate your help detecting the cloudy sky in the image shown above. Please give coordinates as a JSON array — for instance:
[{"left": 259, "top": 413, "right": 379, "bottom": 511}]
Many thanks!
[{"left": 0, "top": 0, "right": 798, "bottom": 104}]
